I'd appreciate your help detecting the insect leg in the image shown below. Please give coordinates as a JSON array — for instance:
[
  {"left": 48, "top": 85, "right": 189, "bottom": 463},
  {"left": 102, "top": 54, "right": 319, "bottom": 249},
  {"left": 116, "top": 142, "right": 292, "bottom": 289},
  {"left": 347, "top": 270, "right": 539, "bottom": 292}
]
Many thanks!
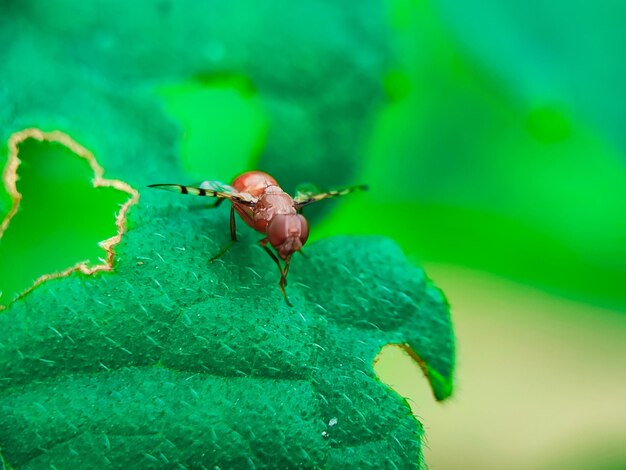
[
  {"left": 188, "top": 197, "right": 225, "bottom": 212},
  {"left": 210, "top": 205, "right": 237, "bottom": 262},
  {"left": 259, "top": 238, "right": 283, "bottom": 277},
  {"left": 209, "top": 240, "right": 234, "bottom": 262},
  {"left": 280, "top": 254, "right": 292, "bottom": 288},
  {"left": 230, "top": 205, "right": 237, "bottom": 241},
  {"left": 259, "top": 238, "right": 293, "bottom": 306},
  {"left": 211, "top": 198, "right": 225, "bottom": 209}
]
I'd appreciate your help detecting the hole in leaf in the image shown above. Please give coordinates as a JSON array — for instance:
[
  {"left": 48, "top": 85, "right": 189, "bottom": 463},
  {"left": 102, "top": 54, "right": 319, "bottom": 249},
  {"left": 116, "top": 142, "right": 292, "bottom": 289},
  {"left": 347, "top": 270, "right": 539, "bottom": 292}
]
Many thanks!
[
  {"left": 0, "top": 132, "right": 134, "bottom": 307},
  {"left": 374, "top": 343, "right": 434, "bottom": 413},
  {"left": 158, "top": 74, "right": 268, "bottom": 181}
]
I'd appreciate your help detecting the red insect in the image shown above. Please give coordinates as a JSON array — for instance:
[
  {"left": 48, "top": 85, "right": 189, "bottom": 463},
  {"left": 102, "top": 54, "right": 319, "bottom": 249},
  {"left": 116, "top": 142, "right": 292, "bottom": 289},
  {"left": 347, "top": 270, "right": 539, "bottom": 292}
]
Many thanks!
[{"left": 149, "top": 171, "right": 367, "bottom": 304}]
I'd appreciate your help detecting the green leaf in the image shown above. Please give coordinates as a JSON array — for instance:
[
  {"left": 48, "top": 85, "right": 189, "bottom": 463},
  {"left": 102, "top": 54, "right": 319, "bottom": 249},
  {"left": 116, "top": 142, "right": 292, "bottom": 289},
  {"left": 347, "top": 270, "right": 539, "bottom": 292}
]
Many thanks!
[
  {"left": 315, "top": 0, "right": 626, "bottom": 309},
  {"left": 0, "top": 192, "right": 454, "bottom": 467},
  {"left": 0, "top": 1, "right": 455, "bottom": 467},
  {"left": 0, "top": 0, "right": 389, "bottom": 195}
]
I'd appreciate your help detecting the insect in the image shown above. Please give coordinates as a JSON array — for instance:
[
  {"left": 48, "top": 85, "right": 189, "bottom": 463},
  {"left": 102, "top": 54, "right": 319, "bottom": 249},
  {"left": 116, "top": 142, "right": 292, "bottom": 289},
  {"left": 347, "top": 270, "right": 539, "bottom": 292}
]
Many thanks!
[{"left": 149, "top": 171, "right": 367, "bottom": 304}]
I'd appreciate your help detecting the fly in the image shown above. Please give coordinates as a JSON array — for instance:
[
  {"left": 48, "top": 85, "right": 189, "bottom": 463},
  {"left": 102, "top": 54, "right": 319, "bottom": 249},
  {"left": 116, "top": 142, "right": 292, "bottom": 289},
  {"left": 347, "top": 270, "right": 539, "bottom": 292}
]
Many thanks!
[{"left": 149, "top": 171, "right": 367, "bottom": 305}]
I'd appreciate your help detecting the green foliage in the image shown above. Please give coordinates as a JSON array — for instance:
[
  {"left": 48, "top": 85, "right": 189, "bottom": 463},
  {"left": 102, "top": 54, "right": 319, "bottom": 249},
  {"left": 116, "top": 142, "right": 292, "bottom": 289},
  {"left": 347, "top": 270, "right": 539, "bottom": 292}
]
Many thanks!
[
  {"left": 0, "top": 0, "right": 388, "bottom": 193},
  {"left": 0, "top": 191, "right": 454, "bottom": 466},
  {"left": 316, "top": 0, "right": 626, "bottom": 310},
  {"left": 157, "top": 75, "right": 268, "bottom": 181},
  {"left": 0, "top": 1, "right": 455, "bottom": 468}
]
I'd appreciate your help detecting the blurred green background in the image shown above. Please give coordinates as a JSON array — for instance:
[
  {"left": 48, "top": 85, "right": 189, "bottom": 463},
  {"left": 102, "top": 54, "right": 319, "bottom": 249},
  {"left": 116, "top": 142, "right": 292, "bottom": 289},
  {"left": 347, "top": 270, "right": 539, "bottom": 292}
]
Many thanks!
[{"left": 1, "top": 0, "right": 625, "bottom": 468}]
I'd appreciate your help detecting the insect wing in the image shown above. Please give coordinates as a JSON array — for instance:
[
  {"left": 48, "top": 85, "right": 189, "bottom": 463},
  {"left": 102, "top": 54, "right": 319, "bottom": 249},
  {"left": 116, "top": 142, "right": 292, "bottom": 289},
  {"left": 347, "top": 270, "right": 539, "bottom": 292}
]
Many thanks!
[
  {"left": 293, "top": 183, "right": 322, "bottom": 204},
  {"left": 200, "top": 180, "right": 257, "bottom": 203},
  {"left": 294, "top": 183, "right": 368, "bottom": 208},
  {"left": 148, "top": 181, "right": 257, "bottom": 206},
  {"left": 200, "top": 180, "right": 234, "bottom": 193}
]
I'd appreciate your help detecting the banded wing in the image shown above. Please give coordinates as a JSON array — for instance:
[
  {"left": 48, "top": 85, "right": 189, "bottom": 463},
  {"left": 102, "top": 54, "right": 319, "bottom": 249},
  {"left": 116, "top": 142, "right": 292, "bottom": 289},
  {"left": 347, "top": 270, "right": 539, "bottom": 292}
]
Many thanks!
[
  {"left": 148, "top": 181, "right": 257, "bottom": 206},
  {"left": 293, "top": 183, "right": 321, "bottom": 202},
  {"left": 294, "top": 183, "right": 368, "bottom": 209},
  {"left": 199, "top": 180, "right": 234, "bottom": 193}
]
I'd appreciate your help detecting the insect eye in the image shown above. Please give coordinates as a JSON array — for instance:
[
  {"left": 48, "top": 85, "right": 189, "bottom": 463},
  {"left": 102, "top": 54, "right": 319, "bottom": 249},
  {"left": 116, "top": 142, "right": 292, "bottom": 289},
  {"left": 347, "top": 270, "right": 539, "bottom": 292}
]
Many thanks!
[
  {"left": 268, "top": 215, "right": 290, "bottom": 247},
  {"left": 297, "top": 215, "right": 309, "bottom": 245}
]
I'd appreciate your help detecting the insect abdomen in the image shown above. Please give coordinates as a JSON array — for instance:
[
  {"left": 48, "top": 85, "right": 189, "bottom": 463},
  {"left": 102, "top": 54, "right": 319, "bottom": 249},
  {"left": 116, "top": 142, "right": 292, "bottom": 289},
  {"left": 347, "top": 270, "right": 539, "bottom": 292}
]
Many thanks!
[{"left": 232, "top": 171, "right": 277, "bottom": 198}]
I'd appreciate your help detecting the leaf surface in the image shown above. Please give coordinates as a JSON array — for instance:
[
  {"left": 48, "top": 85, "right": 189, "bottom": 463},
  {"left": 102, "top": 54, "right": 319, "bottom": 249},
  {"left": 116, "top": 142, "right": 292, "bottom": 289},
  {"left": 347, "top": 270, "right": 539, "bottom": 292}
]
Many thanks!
[
  {"left": 0, "top": 194, "right": 454, "bottom": 468},
  {"left": 0, "top": 1, "right": 455, "bottom": 467}
]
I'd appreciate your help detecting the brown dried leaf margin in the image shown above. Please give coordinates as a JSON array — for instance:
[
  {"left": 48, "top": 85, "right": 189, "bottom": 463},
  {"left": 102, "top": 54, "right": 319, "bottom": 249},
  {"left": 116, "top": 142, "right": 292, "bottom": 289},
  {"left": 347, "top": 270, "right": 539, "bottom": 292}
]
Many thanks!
[{"left": 0, "top": 128, "right": 140, "bottom": 310}]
